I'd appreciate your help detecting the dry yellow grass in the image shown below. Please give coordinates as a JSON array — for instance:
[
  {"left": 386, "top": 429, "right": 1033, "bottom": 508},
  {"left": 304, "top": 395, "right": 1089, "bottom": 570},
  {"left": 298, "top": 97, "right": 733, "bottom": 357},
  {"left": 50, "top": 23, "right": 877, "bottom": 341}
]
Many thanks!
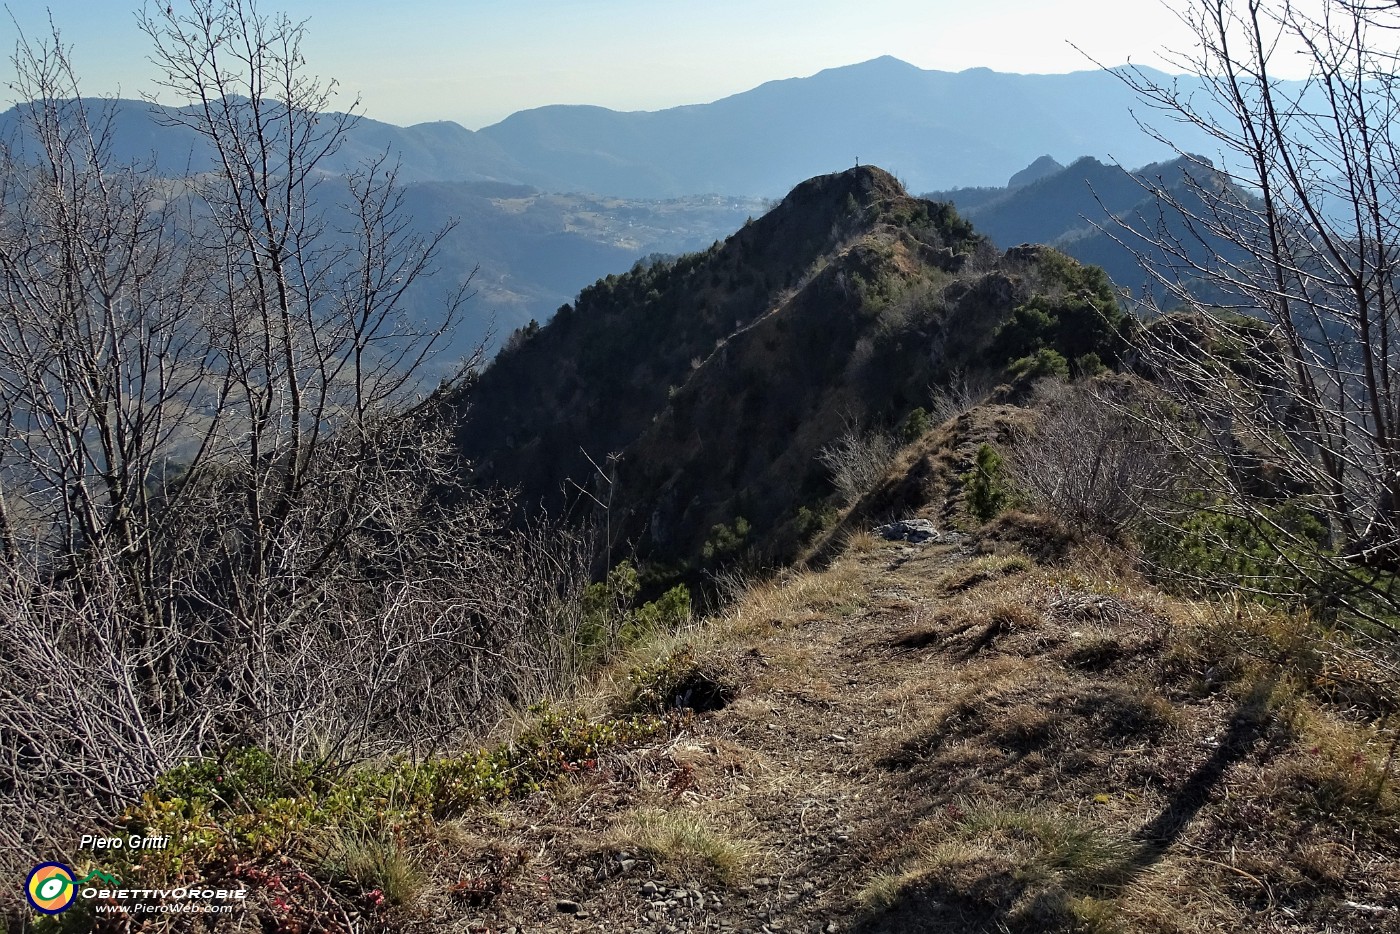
[
  {"left": 606, "top": 807, "right": 758, "bottom": 884},
  {"left": 317, "top": 831, "right": 424, "bottom": 907},
  {"left": 398, "top": 494, "right": 1400, "bottom": 934}
]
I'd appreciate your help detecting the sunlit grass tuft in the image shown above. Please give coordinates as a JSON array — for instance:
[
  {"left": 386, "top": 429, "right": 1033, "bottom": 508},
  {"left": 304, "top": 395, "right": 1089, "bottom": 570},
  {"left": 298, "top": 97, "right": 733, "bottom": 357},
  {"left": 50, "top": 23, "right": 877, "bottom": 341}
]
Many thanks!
[
  {"left": 609, "top": 808, "right": 755, "bottom": 884},
  {"left": 320, "top": 832, "right": 423, "bottom": 905}
]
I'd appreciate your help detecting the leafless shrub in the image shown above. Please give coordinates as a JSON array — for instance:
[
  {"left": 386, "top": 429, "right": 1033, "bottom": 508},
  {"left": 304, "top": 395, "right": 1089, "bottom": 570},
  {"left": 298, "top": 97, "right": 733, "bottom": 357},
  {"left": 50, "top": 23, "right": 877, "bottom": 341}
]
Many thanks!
[
  {"left": 818, "top": 424, "right": 900, "bottom": 503},
  {"left": 1005, "top": 379, "right": 1178, "bottom": 534},
  {"left": 705, "top": 563, "right": 754, "bottom": 606},
  {"left": 928, "top": 368, "right": 996, "bottom": 424},
  {"left": 0, "top": 413, "right": 595, "bottom": 878}
]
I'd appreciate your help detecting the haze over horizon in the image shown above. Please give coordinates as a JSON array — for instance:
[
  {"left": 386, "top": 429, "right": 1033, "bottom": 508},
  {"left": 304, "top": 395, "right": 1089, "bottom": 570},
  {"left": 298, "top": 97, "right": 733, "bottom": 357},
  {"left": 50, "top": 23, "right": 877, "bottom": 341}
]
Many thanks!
[{"left": 1, "top": 0, "right": 1213, "bottom": 129}]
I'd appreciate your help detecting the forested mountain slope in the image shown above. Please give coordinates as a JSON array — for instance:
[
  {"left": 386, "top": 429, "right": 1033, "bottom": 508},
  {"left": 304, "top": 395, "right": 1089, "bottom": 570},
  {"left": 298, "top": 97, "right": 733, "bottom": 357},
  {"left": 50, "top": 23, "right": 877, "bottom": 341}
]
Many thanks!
[{"left": 455, "top": 166, "right": 1126, "bottom": 568}]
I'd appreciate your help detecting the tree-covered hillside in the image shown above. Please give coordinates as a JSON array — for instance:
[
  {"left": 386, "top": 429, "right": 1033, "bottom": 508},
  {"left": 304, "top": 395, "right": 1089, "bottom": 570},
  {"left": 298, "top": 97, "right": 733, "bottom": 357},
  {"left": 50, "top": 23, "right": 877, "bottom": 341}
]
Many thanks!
[{"left": 455, "top": 166, "right": 1127, "bottom": 571}]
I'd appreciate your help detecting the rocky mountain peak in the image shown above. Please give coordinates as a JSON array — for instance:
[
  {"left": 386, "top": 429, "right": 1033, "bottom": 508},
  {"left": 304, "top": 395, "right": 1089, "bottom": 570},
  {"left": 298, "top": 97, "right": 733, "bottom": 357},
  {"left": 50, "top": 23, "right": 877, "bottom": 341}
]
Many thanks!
[
  {"left": 1008, "top": 155, "right": 1065, "bottom": 188},
  {"left": 770, "top": 164, "right": 908, "bottom": 220}
]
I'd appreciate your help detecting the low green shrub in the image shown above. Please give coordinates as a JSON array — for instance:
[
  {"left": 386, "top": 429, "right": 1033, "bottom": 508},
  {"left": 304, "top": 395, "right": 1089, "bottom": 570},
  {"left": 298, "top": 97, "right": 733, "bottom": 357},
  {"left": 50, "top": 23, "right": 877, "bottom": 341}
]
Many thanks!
[
  {"left": 991, "top": 251, "right": 1126, "bottom": 372},
  {"left": 963, "top": 444, "right": 1017, "bottom": 522},
  {"left": 703, "top": 517, "right": 751, "bottom": 565},
  {"left": 900, "top": 406, "right": 933, "bottom": 442},
  {"left": 581, "top": 561, "right": 693, "bottom": 658},
  {"left": 1007, "top": 347, "right": 1070, "bottom": 383},
  {"left": 1141, "top": 495, "right": 1333, "bottom": 610},
  {"left": 628, "top": 585, "right": 693, "bottom": 642},
  {"left": 56, "top": 704, "right": 666, "bottom": 933},
  {"left": 1073, "top": 352, "right": 1106, "bottom": 377},
  {"left": 795, "top": 504, "right": 839, "bottom": 541}
]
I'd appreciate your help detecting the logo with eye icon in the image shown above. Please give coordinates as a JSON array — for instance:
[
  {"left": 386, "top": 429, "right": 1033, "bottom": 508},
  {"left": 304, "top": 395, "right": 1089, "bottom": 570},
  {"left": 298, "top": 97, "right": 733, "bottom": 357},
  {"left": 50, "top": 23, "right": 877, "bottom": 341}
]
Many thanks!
[{"left": 26, "top": 863, "right": 77, "bottom": 914}]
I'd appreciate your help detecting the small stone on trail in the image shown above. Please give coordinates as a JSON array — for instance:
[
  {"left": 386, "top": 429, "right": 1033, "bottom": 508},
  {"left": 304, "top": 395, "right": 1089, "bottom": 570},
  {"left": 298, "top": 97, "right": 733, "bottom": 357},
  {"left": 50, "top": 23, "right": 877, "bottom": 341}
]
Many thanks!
[{"left": 875, "top": 518, "right": 940, "bottom": 543}]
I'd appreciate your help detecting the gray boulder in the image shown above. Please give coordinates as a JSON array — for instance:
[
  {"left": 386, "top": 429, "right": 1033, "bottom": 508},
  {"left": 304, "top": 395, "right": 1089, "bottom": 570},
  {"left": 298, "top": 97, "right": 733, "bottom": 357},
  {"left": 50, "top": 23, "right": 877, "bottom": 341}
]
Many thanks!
[{"left": 875, "top": 518, "right": 942, "bottom": 543}]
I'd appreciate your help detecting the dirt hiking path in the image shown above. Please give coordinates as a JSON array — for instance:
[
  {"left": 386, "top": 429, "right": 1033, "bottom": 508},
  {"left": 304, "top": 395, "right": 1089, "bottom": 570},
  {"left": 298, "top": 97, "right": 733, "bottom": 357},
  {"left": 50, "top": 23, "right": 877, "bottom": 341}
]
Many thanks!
[{"left": 438, "top": 531, "right": 1399, "bottom": 934}]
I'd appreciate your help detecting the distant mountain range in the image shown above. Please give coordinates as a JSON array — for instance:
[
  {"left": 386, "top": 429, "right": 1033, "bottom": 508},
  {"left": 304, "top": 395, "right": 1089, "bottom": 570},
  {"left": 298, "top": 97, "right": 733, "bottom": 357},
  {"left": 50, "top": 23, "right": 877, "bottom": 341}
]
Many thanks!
[
  {"left": 2, "top": 59, "right": 1256, "bottom": 358},
  {"left": 1, "top": 58, "right": 1233, "bottom": 198},
  {"left": 926, "top": 154, "right": 1248, "bottom": 302}
]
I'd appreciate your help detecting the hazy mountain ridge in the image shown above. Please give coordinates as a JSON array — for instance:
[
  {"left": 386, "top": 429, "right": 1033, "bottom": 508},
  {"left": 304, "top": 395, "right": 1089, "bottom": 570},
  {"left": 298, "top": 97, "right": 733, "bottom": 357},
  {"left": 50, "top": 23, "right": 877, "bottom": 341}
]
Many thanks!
[
  {"left": 0, "top": 60, "right": 1249, "bottom": 352},
  {"left": 1, "top": 59, "right": 1235, "bottom": 197},
  {"left": 927, "top": 154, "right": 1248, "bottom": 297},
  {"left": 429, "top": 59, "right": 1225, "bottom": 197},
  {"left": 0, "top": 98, "right": 514, "bottom": 183}
]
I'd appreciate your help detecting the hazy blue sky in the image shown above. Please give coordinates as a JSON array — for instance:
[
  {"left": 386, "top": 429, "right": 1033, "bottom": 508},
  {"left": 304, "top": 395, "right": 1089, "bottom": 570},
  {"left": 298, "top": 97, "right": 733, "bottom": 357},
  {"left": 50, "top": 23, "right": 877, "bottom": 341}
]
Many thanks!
[{"left": 2, "top": 1, "right": 1207, "bottom": 128}]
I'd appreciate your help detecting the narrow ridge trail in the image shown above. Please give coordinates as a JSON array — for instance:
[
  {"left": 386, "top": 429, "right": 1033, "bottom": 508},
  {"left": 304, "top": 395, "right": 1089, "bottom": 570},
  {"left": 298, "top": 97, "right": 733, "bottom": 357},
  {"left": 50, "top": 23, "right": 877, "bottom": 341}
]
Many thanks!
[{"left": 437, "top": 524, "right": 1400, "bottom": 933}]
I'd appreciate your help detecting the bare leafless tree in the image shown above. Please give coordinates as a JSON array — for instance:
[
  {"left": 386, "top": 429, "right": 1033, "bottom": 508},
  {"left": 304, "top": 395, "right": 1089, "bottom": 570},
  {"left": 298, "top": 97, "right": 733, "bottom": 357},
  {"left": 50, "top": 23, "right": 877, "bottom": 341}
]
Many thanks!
[
  {"left": 1100, "top": 0, "right": 1400, "bottom": 643},
  {"left": 0, "top": 0, "right": 592, "bottom": 886},
  {"left": 928, "top": 367, "right": 997, "bottom": 425}
]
